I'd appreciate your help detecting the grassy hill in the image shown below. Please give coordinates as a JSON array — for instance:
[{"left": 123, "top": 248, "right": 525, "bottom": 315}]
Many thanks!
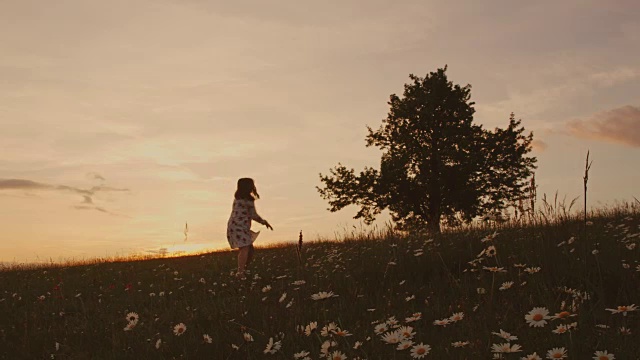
[{"left": 1, "top": 205, "right": 639, "bottom": 359}]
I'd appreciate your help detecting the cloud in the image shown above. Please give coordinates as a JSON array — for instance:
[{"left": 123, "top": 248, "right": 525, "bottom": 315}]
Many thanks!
[
  {"left": 531, "top": 139, "right": 548, "bottom": 152},
  {"left": 0, "top": 175, "right": 130, "bottom": 214},
  {"left": 566, "top": 105, "right": 640, "bottom": 147}
]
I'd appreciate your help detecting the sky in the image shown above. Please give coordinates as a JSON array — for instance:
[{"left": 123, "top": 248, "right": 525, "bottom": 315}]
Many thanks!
[{"left": 1, "top": 0, "right": 639, "bottom": 263}]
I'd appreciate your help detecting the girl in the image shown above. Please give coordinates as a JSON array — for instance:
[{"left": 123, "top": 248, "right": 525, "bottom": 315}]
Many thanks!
[{"left": 227, "top": 178, "right": 273, "bottom": 278}]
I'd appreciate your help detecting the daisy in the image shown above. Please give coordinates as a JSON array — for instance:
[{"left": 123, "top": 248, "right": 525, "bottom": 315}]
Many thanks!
[
  {"left": 203, "top": 334, "right": 212, "bottom": 343},
  {"left": 334, "top": 328, "right": 352, "bottom": 337},
  {"left": 499, "top": 281, "right": 514, "bottom": 291},
  {"left": 605, "top": 304, "right": 637, "bottom": 316},
  {"left": 525, "top": 307, "right": 551, "bottom": 327},
  {"left": 483, "top": 266, "right": 507, "bottom": 273},
  {"left": 433, "top": 318, "right": 451, "bottom": 326},
  {"left": 329, "top": 350, "right": 347, "bottom": 360},
  {"left": 492, "top": 329, "right": 518, "bottom": 341},
  {"left": 262, "top": 285, "right": 271, "bottom": 293},
  {"left": 486, "top": 246, "right": 497, "bottom": 257},
  {"left": 546, "top": 347, "right": 567, "bottom": 359},
  {"left": 279, "top": 292, "right": 287, "bottom": 303},
  {"left": 551, "top": 311, "right": 576, "bottom": 320},
  {"left": 124, "top": 322, "right": 136, "bottom": 331},
  {"left": 380, "top": 330, "right": 402, "bottom": 344},
  {"left": 449, "top": 312, "right": 464, "bottom": 322},
  {"left": 155, "top": 339, "right": 162, "bottom": 349},
  {"left": 593, "top": 350, "right": 615, "bottom": 360},
  {"left": 263, "top": 337, "right": 282, "bottom": 354},
  {"left": 291, "top": 280, "right": 306, "bottom": 286},
  {"left": 410, "top": 343, "right": 431, "bottom": 358},
  {"left": 619, "top": 327, "right": 631, "bottom": 335},
  {"left": 405, "top": 312, "right": 422, "bottom": 323},
  {"left": 243, "top": 332, "right": 254, "bottom": 342},
  {"left": 374, "top": 323, "right": 388, "bottom": 334},
  {"left": 521, "top": 353, "right": 542, "bottom": 360},
  {"left": 452, "top": 341, "right": 469, "bottom": 347},
  {"left": 353, "top": 341, "right": 362, "bottom": 349},
  {"left": 321, "top": 322, "right": 338, "bottom": 337},
  {"left": 126, "top": 312, "right": 139, "bottom": 324},
  {"left": 294, "top": 351, "right": 310, "bottom": 359},
  {"left": 492, "top": 343, "right": 522, "bottom": 353},
  {"left": 524, "top": 267, "right": 541, "bottom": 274},
  {"left": 552, "top": 324, "right": 569, "bottom": 334},
  {"left": 398, "top": 326, "right": 415, "bottom": 339},
  {"left": 311, "top": 291, "right": 337, "bottom": 300},
  {"left": 173, "top": 323, "right": 187, "bottom": 336},
  {"left": 304, "top": 322, "right": 318, "bottom": 336},
  {"left": 397, "top": 340, "right": 414, "bottom": 350}
]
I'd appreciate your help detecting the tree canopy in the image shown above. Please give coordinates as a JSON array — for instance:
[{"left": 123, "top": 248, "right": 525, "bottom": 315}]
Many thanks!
[{"left": 317, "top": 66, "right": 537, "bottom": 233}]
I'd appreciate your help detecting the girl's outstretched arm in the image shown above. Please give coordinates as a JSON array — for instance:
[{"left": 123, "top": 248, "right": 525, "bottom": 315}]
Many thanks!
[{"left": 249, "top": 201, "right": 273, "bottom": 230}]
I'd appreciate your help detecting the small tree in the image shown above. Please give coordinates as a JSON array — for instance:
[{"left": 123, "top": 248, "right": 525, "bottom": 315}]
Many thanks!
[{"left": 317, "top": 66, "right": 537, "bottom": 233}]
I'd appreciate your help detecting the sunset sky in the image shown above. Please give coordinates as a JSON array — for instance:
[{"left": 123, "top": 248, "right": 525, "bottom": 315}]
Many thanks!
[{"left": 1, "top": 0, "right": 639, "bottom": 263}]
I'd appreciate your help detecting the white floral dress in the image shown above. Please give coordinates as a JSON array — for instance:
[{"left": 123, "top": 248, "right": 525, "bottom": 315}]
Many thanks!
[{"left": 226, "top": 198, "right": 267, "bottom": 249}]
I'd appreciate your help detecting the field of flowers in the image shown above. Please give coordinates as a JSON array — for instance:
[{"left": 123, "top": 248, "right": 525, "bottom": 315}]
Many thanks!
[{"left": 1, "top": 207, "right": 639, "bottom": 359}]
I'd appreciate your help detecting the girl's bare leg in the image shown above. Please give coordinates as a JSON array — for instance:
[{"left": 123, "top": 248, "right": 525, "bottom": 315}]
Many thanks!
[
  {"left": 237, "top": 246, "right": 250, "bottom": 277},
  {"left": 246, "top": 245, "right": 255, "bottom": 267}
]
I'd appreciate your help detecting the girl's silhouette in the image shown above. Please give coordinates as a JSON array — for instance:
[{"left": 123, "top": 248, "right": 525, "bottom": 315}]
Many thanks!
[{"left": 227, "top": 178, "right": 273, "bottom": 278}]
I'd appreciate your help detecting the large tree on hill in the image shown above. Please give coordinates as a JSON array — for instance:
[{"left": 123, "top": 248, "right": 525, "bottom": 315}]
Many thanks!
[{"left": 317, "top": 66, "right": 537, "bottom": 233}]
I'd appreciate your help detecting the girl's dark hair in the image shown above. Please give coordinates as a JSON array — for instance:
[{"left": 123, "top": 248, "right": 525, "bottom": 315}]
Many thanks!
[{"left": 234, "top": 178, "right": 260, "bottom": 200}]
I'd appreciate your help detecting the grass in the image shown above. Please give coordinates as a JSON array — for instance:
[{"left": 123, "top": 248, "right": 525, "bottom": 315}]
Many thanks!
[{"left": 1, "top": 204, "right": 639, "bottom": 359}]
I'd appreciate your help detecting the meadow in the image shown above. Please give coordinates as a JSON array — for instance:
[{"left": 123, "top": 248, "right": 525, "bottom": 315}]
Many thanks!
[{"left": 1, "top": 204, "right": 639, "bottom": 359}]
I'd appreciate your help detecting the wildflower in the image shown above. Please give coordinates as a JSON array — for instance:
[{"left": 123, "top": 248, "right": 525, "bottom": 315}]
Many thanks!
[
  {"left": 334, "top": 328, "right": 352, "bottom": 337},
  {"left": 525, "top": 307, "right": 551, "bottom": 327},
  {"left": 492, "top": 329, "right": 518, "bottom": 341},
  {"left": 405, "top": 312, "right": 422, "bottom": 322},
  {"left": 321, "top": 322, "right": 338, "bottom": 337},
  {"left": 386, "top": 316, "right": 399, "bottom": 327},
  {"left": 263, "top": 337, "right": 282, "bottom": 354},
  {"left": 126, "top": 312, "right": 139, "bottom": 324},
  {"left": 492, "top": 343, "right": 522, "bottom": 353},
  {"left": 203, "top": 334, "right": 212, "bottom": 343},
  {"left": 279, "top": 292, "right": 287, "bottom": 303},
  {"left": 353, "top": 341, "right": 362, "bottom": 349},
  {"left": 593, "top": 350, "right": 615, "bottom": 359},
  {"left": 380, "top": 330, "right": 402, "bottom": 344},
  {"left": 452, "top": 341, "right": 469, "bottom": 347},
  {"left": 262, "top": 285, "right": 271, "bottom": 293},
  {"left": 398, "top": 326, "right": 415, "bottom": 339},
  {"left": 405, "top": 295, "right": 415, "bottom": 302},
  {"left": 486, "top": 245, "right": 497, "bottom": 257},
  {"left": 304, "top": 322, "right": 318, "bottom": 336},
  {"left": 477, "top": 287, "right": 487, "bottom": 294},
  {"left": 521, "top": 353, "right": 542, "bottom": 360},
  {"left": 499, "top": 281, "right": 514, "bottom": 291},
  {"left": 619, "top": 327, "right": 631, "bottom": 335},
  {"left": 311, "top": 291, "right": 337, "bottom": 300},
  {"left": 198, "top": 277, "right": 206, "bottom": 284},
  {"left": 483, "top": 266, "right": 507, "bottom": 272},
  {"left": 627, "top": 243, "right": 637, "bottom": 250},
  {"left": 124, "top": 322, "right": 136, "bottom": 331},
  {"left": 294, "top": 351, "right": 310, "bottom": 359},
  {"left": 449, "top": 312, "right": 464, "bottom": 322},
  {"left": 524, "top": 267, "right": 541, "bottom": 274},
  {"left": 397, "top": 340, "right": 414, "bottom": 350},
  {"left": 291, "top": 280, "right": 306, "bottom": 286},
  {"left": 410, "top": 343, "right": 431, "bottom": 358},
  {"left": 173, "top": 323, "right": 187, "bottom": 336},
  {"left": 552, "top": 324, "right": 569, "bottom": 334},
  {"left": 243, "top": 332, "right": 254, "bottom": 342},
  {"left": 374, "top": 323, "right": 388, "bottom": 334},
  {"left": 155, "top": 339, "right": 162, "bottom": 349},
  {"left": 552, "top": 311, "right": 576, "bottom": 320},
  {"left": 546, "top": 347, "right": 567, "bottom": 359},
  {"left": 433, "top": 318, "right": 451, "bottom": 326},
  {"left": 513, "top": 263, "right": 527, "bottom": 268},
  {"left": 592, "top": 249, "right": 599, "bottom": 255},
  {"left": 605, "top": 304, "right": 638, "bottom": 316},
  {"left": 329, "top": 350, "right": 346, "bottom": 360}
]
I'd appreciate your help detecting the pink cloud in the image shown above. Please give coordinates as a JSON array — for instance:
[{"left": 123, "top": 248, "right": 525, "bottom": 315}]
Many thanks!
[
  {"left": 531, "top": 139, "right": 548, "bottom": 152},
  {"left": 567, "top": 105, "right": 640, "bottom": 147}
]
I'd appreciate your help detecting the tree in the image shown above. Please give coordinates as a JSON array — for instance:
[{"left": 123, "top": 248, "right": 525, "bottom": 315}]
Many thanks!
[{"left": 317, "top": 66, "right": 537, "bottom": 233}]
